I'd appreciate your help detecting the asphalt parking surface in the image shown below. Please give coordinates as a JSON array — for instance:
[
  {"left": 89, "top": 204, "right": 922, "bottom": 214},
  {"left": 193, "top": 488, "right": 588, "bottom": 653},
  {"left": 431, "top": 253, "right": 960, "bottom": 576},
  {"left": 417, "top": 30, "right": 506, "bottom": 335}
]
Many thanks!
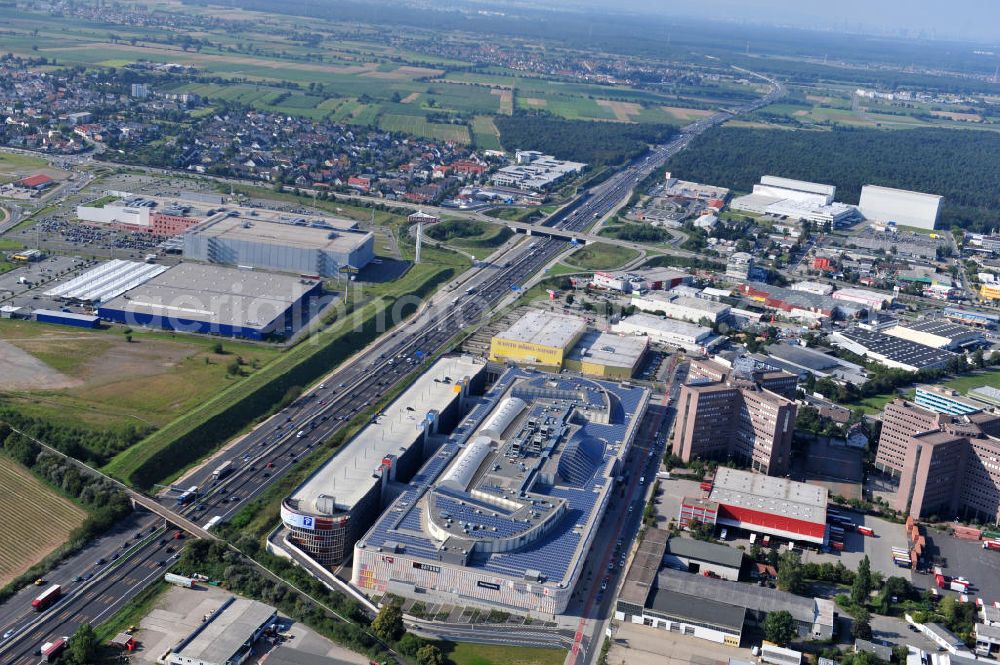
[{"left": 921, "top": 528, "right": 1000, "bottom": 603}]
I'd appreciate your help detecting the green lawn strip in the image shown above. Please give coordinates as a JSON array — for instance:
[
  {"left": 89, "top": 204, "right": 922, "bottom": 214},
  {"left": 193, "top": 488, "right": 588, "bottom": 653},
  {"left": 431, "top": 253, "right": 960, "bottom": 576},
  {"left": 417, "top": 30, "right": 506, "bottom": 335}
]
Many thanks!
[{"left": 442, "top": 641, "right": 565, "bottom": 665}]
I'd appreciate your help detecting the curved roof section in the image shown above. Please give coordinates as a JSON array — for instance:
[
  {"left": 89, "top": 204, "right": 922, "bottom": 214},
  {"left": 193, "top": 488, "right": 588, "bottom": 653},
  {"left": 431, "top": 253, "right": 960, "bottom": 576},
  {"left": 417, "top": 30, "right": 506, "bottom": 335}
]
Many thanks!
[
  {"left": 481, "top": 396, "right": 526, "bottom": 439},
  {"left": 438, "top": 436, "right": 492, "bottom": 492},
  {"left": 558, "top": 435, "right": 605, "bottom": 487}
]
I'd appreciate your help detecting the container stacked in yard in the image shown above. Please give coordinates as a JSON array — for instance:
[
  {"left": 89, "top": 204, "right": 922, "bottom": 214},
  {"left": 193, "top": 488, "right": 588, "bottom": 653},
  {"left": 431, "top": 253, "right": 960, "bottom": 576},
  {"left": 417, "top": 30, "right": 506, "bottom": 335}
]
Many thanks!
[
  {"left": 953, "top": 524, "right": 982, "bottom": 540},
  {"left": 892, "top": 547, "right": 912, "bottom": 568}
]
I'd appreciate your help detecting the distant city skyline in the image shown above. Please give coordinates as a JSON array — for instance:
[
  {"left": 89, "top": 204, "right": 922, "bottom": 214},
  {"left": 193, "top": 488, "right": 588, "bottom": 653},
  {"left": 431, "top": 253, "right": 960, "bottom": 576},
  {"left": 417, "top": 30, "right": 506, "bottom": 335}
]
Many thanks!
[{"left": 525, "top": 0, "right": 1000, "bottom": 44}]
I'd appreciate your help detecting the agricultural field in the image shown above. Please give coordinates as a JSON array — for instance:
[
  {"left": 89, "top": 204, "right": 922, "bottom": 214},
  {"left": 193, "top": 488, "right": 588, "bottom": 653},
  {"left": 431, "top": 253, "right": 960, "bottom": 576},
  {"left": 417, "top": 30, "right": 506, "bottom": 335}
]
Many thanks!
[
  {"left": 0, "top": 455, "right": 86, "bottom": 587},
  {"left": 0, "top": 319, "right": 282, "bottom": 431},
  {"left": 471, "top": 115, "right": 502, "bottom": 150},
  {"left": 0, "top": 152, "right": 47, "bottom": 174},
  {"left": 378, "top": 114, "right": 471, "bottom": 143}
]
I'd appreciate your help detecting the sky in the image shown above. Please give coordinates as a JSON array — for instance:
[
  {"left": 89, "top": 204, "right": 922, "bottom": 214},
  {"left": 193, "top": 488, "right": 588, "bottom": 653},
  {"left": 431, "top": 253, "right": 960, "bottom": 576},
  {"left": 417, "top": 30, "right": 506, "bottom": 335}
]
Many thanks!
[{"left": 556, "top": 0, "right": 1000, "bottom": 44}]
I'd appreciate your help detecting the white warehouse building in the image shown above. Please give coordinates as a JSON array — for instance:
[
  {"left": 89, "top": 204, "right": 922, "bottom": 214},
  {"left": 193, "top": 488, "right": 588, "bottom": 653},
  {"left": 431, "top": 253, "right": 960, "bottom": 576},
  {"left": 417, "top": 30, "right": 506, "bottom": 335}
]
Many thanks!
[
  {"left": 630, "top": 292, "right": 730, "bottom": 324},
  {"left": 754, "top": 176, "right": 835, "bottom": 205},
  {"left": 858, "top": 185, "right": 943, "bottom": 230},
  {"left": 612, "top": 313, "right": 721, "bottom": 353}
]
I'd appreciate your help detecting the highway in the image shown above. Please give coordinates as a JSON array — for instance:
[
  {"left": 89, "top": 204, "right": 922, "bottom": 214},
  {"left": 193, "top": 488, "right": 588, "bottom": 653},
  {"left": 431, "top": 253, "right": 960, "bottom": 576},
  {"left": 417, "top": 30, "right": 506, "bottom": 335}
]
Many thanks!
[{"left": 0, "top": 67, "right": 783, "bottom": 664}]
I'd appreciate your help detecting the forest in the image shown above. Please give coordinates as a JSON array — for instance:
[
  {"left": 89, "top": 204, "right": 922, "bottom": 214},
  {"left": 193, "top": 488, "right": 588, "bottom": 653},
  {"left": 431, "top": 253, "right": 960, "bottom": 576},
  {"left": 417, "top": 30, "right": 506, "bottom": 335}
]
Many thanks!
[
  {"left": 667, "top": 126, "right": 1000, "bottom": 232},
  {"left": 494, "top": 113, "right": 675, "bottom": 166}
]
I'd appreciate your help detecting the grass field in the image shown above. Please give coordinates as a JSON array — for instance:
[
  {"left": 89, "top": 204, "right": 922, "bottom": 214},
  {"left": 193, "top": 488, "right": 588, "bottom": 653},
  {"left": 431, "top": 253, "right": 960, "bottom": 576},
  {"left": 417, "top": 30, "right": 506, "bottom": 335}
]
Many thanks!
[
  {"left": 0, "top": 320, "right": 282, "bottom": 430},
  {"left": 564, "top": 243, "right": 640, "bottom": 270},
  {"left": 0, "top": 456, "right": 86, "bottom": 587},
  {"left": 471, "top": 115, "right": 502, "bottom": 150},
  {"left": 936, "top": 369, "right": 1000, "bottom": 394},
  {"left": 443, "top": 642, "right": 565, "bottom": 665},
  {"left": 0, "top": 151, "right": 47, "bottom": 173}
]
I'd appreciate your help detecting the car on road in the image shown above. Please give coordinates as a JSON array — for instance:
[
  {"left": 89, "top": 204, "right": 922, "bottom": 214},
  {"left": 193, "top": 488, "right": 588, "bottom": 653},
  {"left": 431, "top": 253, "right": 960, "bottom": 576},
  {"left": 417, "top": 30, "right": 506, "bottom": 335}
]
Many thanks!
[
  {"left": 95, "top": 558, "right": 106, "bottom": 566},
  {"left": 2, "top": 629, "right": 13, "bottom": 641},
  {"left": 71, "top": 576, "right": 82, "bottom": 582},
  {"left": 601, "top": 579, "right": 608, "bottom": 591}
]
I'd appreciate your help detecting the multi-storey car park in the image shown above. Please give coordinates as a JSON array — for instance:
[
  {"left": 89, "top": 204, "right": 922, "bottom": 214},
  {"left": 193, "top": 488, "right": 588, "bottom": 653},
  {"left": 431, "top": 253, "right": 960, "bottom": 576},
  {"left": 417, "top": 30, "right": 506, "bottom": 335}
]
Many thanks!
[{"left": 350, "top": 365, "right": 649, "bottom": 615}]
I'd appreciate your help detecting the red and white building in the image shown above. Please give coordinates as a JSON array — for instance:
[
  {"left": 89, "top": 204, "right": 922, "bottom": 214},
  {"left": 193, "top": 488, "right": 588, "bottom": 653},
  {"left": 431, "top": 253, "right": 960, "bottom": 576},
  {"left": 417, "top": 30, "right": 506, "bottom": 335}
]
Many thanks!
[{"left": 697, "top": 468, "right": 829, "bottom": 545}]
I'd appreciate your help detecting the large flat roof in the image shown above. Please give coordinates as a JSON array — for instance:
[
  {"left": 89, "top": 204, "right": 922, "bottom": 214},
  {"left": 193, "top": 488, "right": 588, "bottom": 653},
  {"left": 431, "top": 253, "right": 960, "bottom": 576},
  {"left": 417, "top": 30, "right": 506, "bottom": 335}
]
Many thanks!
[
  {"left": 710, "top": 468, "right": 828, "bottom": 525},
  {"left": 895, "top": 319, "right": 982, "bottom": 341},
  {"left": 291, "top": 355, "right": 485, "bottom": 514},
  {"left": 665, "top": 536, "right": 745, "bottom": 569},
  {"left": 173, "top": 597, "right": 275, "bottom": 665},
  {"left": 44, "top": 259, "right": 168, "bottom": 303},
  {"left": 496, "top": 309, "right": 585, "bottom": 349},
  {"left": 188, "top": 215, "right": 372, "bottom": 252},
  {"left": 99, "top": 263, "right": 319, "bottom": 331},
  {"left": 619, "top": 528, "right": 669, "bottom": 607},
  {"left": 655, "top": 571, "right": 834, "bottom": 630},
  {"left": 646, "top": 587, "right": 746, "bottom": 632},
  {"left": 834, "top": 328, "right": 956, "bottom": 369},
  {"left": 566, "top": 331, "right": 647, "bottom": 369}
]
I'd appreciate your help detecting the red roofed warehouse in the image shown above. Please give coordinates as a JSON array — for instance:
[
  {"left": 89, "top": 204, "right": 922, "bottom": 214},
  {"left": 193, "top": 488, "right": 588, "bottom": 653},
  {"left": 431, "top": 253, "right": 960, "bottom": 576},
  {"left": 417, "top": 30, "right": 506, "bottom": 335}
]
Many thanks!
[{"left": 16, "top": 174, "right": 54, "bottom": 191}]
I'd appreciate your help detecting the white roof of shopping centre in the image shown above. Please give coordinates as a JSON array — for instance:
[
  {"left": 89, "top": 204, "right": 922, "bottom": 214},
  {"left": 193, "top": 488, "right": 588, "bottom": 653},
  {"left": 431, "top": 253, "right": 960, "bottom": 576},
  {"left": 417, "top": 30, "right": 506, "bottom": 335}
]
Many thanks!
[
  {"left": 709, "top": 468, "right": 828, "bottom": 525},
  {"left": 290, "top": 356, "right": 485, "bottom": 514}
]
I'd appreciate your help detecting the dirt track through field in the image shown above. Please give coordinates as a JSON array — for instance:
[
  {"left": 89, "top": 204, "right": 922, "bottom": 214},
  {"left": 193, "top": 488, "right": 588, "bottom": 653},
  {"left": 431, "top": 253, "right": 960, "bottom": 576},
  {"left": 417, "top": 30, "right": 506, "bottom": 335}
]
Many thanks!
[{"left": 0, "top": 340, "right": 78, "bottom": 390}]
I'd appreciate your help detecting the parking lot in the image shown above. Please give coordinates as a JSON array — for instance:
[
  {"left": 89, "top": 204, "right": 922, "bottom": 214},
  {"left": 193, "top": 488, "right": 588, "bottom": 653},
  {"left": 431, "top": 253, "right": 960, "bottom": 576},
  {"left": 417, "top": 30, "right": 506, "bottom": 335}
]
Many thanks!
[
  {"left": 799, "top": 509, "right": 914, "bottom": 583},
  {"left": 0, "top": 255, "right": 90, "bottom": 303},
  {"left": 921, "top": 528, "right": 1000, "bottom": 604}
]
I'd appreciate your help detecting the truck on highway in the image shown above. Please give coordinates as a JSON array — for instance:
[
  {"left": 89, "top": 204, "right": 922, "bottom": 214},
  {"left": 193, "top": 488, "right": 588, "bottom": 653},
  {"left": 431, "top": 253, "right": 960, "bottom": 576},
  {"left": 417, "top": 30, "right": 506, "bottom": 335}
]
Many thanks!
[
  {"left": 204, "top": 515, "right": 223, "bottom": 531},
  {"left": 32, "top": 584, "right": 61, "bottom": 611},
  {"left": 39, "top": 637, "right": 68, "bottom": 662},
  {"left": 164, "top": 573, "right": 196, "bottom": 588},
  {"left": 212, "top": 460, "right": 235, "bottom": 480},
  {"left": 983, "top": 540, "right": 1000, "bottom": 551}
]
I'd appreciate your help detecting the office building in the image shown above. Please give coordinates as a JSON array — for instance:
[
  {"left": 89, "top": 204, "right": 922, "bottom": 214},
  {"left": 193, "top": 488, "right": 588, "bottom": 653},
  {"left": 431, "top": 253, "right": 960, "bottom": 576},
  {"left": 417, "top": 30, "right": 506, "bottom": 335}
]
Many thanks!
[
  {"left": 874, "top": 399, "right": 1000, "bottom": 522},
  {"left": 167, "top": 596, "right": 276, "bottom": 665},
  {"left": 352, "top": 367, "right": 649, "bottom": 615},
  {"left": 282, "top": 356, "right": 486, "bottom": 566},
  {"left": 631, "top": 292, "right": 730, "bottom": 324},
  {"left": 489, "top": 310, "right": 586, "bottom": 369},
  {"left": 914, "top": 385, "right": 983, "bottom": 416},
  {"left": 183, "top": 215, "right": 374, "bottom": 275},
  {"left": 884, "top": 319, "right": 984, "bottom": 351},
  {"left": 563, "top": 331, "right": 648, "bottom": 379},
  {"left": 859, "top": 185, "right": 943, "bottom": 230},
  {"left": 726, "top": 252, "right": 755, "bottom": 281},
  {"left": 829, "top": 329, "right": 956, "bottom": 372},
  {"left": 672, "top": 358, "right": 797, "bottom": 475}
]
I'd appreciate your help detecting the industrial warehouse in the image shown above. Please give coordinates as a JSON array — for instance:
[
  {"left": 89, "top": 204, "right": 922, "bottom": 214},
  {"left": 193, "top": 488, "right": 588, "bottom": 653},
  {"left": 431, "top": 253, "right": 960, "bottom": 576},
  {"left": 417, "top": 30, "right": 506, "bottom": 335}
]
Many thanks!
[
  {"left": 183, "top": 214, "right": 375, "bottom": 276},
  {"left": 489, "top": 310, "right": 587, "bottom": 370},
  {"left": 97, "top": 263, "right": 323, "bottom": 340},
  {"left": 281, "top": 356, "right": 488, "bottom": 566},
  {"left": 680, "top": 468, "right": 830, "bottom": 546},
  {"left": 350, "top": 365, "right": 649, "bottom": 615},
  {"left": 616, "top": 528, "right": 836, "bottom": 647}
]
